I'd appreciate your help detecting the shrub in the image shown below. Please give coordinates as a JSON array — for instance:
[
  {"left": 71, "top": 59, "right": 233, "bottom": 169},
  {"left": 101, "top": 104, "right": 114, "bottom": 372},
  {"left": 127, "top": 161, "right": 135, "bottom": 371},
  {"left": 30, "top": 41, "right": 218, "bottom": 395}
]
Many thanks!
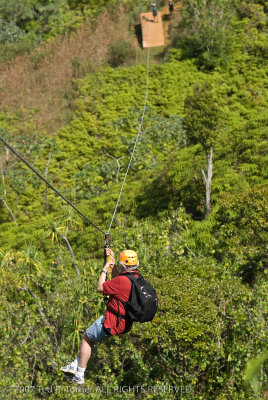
[{"left": 108, "top": 40, "right": 136, "bottom": 67}]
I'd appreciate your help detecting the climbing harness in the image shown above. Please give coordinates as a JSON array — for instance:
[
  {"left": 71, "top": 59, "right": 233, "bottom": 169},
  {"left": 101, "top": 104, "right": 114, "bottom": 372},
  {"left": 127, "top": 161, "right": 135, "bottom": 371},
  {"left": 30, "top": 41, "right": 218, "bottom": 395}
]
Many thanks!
[{"left": 103, "top": 232, "right": 111, "bottom": 267}]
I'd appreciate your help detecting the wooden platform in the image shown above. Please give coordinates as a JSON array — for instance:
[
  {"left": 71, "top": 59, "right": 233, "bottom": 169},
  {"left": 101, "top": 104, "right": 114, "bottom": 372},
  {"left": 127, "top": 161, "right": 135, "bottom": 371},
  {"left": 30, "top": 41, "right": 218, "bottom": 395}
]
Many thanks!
[{"left": 140, "top": 12, "right": 165, "bottom": 48}]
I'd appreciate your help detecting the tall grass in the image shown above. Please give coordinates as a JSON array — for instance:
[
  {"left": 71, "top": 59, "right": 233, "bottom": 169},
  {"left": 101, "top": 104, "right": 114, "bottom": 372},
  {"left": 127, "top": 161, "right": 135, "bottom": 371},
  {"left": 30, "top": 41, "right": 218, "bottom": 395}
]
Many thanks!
[{"left": 0, "top": 6, "right": 137, "bottom": 134}]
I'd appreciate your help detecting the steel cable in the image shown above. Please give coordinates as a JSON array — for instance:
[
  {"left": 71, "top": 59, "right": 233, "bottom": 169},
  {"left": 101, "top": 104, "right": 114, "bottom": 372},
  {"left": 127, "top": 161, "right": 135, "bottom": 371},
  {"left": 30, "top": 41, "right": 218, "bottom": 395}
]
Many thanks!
[
  {"left": 0, "top": 136, "right": 106, "bottom": 235},
  {"left": 108, "top": 31, "right": 151, "bottom": 234}
]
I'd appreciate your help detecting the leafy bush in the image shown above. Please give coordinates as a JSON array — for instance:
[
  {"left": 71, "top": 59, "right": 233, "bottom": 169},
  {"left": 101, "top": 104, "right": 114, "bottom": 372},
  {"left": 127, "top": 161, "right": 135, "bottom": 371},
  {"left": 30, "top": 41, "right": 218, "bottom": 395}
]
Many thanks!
[
  {"left": 0, "top": 19, "right": 26, "bottom": 43},
  {"left": 173, "top": 0, "right": 236, "bottom": 69},
  {"left": 108, "top": 40, "right": 136, "bottom": 67},
  {"left": 0, "top": 1, "right": 267, "bottom": 398},
  {"left": 0, "top": 39, "right": 36, "bottom": 63}
]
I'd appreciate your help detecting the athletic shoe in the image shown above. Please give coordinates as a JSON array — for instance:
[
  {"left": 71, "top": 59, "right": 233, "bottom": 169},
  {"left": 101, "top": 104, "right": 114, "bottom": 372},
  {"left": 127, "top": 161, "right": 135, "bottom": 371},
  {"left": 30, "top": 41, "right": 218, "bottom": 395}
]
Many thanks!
[
  {"left": 71, "top": 373, "right": 84, "bottom": 385},
  {"left": 60, "top": 362, "right": 76, "bottom": 375}
]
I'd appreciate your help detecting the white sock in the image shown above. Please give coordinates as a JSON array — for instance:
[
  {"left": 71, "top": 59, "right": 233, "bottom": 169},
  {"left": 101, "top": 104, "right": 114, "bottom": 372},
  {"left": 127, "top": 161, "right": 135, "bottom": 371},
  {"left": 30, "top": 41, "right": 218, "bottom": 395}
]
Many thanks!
[
  {"left": 76, "top": 366, "right": 86, "bottom": 377},
  {"left": 70, "top": 357, "right": 79, "bottom": 369}
]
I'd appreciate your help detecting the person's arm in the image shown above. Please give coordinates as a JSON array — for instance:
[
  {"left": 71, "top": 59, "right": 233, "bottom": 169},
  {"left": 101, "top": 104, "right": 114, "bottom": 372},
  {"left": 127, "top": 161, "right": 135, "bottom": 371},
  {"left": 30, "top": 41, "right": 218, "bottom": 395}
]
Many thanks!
[
  {"left": 97, "top": 262, "right": 110, "bottom": 292},
  {"left": 97, "top": 248, "right": 115, "bottom": 292}
]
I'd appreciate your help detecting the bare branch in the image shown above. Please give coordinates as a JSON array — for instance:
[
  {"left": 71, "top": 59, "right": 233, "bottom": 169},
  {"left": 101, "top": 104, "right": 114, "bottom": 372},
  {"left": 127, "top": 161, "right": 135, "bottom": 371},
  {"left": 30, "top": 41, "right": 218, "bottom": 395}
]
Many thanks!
[
  {"left": 5, "top": 148, "right": 9, "bottom": 163},
  {"left": 0, "top": 161, "right": 17, "bottom": 224},
  {"left": 53, "top": 158, "right": 69, "bottom": 179},
  {"left": 30, "top": 353, "right": 37, "bottom": 386},
  {"left": 207, "top": 147, "right": 213, "bottom": 185},
  {"left": 44, "top": 151, "right": 52, "bottom": 178},
  {"left": 32, "top": 148, "right": 43, "bottom": 167},
  {"left": 22, "top": 285, "right": 48, "bottom": 323},
  {"left": 201, "top": 168, "right": 207, "bottom": 185},
  {"left": 201, "top": 147, "right": 213, "bottom": 216},
  {"left": 21, "top": 284, "right": 58, "bottom": 346},
  {"left": 106, "top": 153, "right": 125, "bottom": 184},
  {"left": 0, "top": 161, "right": 6, "bottom": 197},
  {"left": 56, "top": 229, "right": 80, "bottom": 275},
  {"left": 1, "top": 198, "right": 17, "bottom": 224}
]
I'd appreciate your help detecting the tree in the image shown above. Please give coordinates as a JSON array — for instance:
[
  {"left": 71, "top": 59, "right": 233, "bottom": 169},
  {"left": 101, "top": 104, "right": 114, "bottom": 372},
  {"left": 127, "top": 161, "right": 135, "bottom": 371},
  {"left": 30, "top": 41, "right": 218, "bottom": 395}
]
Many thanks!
[
  {"left": 183, "top": 84, "right": 221, "bottom": 216},
  {"left": 0, "top": 0, "right": 37, "bottom": 26},
  {"left": 176, "top": 0, "right": 236, "bottom": 69},
  {"left": 108, "top": 40, "right": 136, "bottom": 68},
  {"left": 214, "top": 186, "right": 268, "bottom": 283}
]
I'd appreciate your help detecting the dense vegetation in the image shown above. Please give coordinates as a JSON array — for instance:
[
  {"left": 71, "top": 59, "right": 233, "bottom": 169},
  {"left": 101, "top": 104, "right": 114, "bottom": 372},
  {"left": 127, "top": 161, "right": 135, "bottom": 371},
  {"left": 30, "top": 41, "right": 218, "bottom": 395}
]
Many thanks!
[
  {"left": 0, "top": 0, "right": 115, "bottom": 63},
  {"left": 0, "top": 0, "right": 267, "bottom": 399}
]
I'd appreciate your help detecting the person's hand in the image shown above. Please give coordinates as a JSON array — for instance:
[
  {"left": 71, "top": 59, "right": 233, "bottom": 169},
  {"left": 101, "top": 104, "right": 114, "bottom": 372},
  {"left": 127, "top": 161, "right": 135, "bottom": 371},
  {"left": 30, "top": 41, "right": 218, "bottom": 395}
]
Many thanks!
[
  {"left": 106, "top": 248, "right": 115, "bottom": 264},
  {"left": 103, "top": 261, "right": 113, "bottom": 273}
]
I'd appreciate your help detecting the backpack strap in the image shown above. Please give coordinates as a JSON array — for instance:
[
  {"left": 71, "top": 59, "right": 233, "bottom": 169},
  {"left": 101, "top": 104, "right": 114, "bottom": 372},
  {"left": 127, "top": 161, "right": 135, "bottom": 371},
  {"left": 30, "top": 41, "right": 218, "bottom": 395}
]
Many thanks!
[
  {"left": 109, "top": 299, "right": 126, "bottom": 321},
  {"left": 117, "top": 298, "right": 124, "bottom": 323},
  {"left": 107, "top": 273, "right": 140, "bottom": 324},
  {"left": 108, "top": 274, "right": 138, "bottom": 323},
  {"left": 123, "top": 272, "right": 141, "bottom": 280}
]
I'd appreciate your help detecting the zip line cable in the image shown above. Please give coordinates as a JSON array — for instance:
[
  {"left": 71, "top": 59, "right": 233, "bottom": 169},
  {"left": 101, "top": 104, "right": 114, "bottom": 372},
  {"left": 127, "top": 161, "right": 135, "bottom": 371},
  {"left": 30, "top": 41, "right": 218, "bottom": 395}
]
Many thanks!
[
  {"left": 0, "top": 136, "right": 106, "bottom": 235},
  {"left": 0, "top": 15, "right": 152, "bottom": 238},
  {"left": 108, "top": 42, "right": 151, "bottom": 234}
]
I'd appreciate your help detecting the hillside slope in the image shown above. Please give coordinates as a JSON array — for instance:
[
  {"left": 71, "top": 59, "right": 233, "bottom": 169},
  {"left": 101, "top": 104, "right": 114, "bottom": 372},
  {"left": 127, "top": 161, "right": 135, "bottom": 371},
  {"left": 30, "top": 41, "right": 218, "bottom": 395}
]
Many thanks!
[
  {"left": 0, "top": 1, "right": 267, "bottom": 399},
  {"left": 0, "top": 5, "right": 137, "bottom": 133}
]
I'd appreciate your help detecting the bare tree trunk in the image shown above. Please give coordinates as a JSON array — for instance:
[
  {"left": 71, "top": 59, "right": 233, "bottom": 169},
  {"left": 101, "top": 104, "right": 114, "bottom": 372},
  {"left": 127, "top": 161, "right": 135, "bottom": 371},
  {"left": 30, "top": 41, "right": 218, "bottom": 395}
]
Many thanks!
[
  {"left": 0, "top": 161, "right": 17, "bottom": 224},
  {"left": 201, "top": 146, "right": 213, "bottom": 217},
  {"left": 1, "top": 198, "right": 17, "bottom": 224},
  {"left": 21, "top": 284, "right": 58, "bottom": 346},
  {"left": 56, "top": 227, "right": 80, "bottom": 275},
  {"left": 106, "top": 153, "right": 125, "bottom": 184},
  {"left": 30, "top": 353, "right": 37, "bottom": 386}
]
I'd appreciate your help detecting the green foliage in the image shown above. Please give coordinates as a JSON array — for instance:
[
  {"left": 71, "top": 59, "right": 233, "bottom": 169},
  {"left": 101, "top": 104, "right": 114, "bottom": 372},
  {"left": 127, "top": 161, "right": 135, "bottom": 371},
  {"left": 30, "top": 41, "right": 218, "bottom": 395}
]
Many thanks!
[
  {"left": 213, "top": 186, "right": 268, "bottom": 283},
  {"left": 183, "top": 83, "right": 222, "bottom": 152},
  {"left": 0, "top": 38, "right": 35, "bottom": 62},
  {"left": 0, "top": 0, "right": 129, "bottom": 63},
  {"left": 0, "top": 19, "right": 26, "bottom": 43},
  {"left": 108, "top": 40, "right": 136, "bottom": 68},
  {"left": 175, "top": 0, "right": 237, "bottom": 69},
  {"left": 0, "top": 0, "right": 36, "bottom": 27},
  {"left": 68, "top": 0, "right": 106, "bottom": 10},
  {"left": 244, "top": 352, "right": 268, "bottom": 395},
  {"left": 0, "top": 1, "right": 267, "bottom": 398}
]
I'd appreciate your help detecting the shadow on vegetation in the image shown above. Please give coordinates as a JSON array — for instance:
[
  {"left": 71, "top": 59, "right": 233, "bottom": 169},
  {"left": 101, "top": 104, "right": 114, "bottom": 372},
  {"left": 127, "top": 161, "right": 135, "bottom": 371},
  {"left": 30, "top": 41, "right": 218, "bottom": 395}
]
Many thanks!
[
  {"left": 153, "top": 46, "right": 169, "bottom": 62},
  {"left": 237, "top": 258, "right": 264, "bottom": 286},
  {"left": 162, "top": 13, "right": 172, "bottom": 22},
  {"left": 134, "top": 23, "right": 143, "bottom": 47},
  {"left": 135, "top": 172, "right": 204, "bottom": 220}
]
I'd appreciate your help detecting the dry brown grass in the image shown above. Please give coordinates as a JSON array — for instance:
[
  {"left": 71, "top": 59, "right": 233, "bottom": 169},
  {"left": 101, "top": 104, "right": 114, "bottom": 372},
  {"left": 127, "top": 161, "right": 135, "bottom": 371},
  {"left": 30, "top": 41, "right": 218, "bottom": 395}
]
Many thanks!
[{"left": 0, "top": 7, "right": 138, "bottom": 134}]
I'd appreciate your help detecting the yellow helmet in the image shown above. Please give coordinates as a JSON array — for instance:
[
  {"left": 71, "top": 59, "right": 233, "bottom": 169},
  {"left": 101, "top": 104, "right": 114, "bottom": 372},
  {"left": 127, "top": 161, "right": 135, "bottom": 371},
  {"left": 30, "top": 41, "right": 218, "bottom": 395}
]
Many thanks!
[{"left": 119, "top": 250, "right": 138, "bottom": 266}]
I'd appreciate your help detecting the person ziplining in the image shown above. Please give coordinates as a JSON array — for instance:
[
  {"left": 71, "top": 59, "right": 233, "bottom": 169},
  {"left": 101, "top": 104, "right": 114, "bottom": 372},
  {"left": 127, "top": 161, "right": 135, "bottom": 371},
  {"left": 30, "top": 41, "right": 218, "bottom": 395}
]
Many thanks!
[
  {"left": 0, "top": 132, "right": 159, "bottom": 387},
  {"left": 61, "top": 248, "right": 158, "bottom": 385},
  {"left": 59, "top": 28, "right": 157, "bottom": 385},
  {"left": 0, "top": 6, "right": 159, "bottom": 387}
]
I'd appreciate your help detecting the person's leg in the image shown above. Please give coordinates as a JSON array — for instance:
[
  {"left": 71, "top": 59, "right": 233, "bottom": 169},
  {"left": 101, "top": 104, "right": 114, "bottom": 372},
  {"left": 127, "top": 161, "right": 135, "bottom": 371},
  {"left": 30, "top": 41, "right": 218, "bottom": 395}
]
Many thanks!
[
  {"left": 77, "top": 333, "right": 95, "bottom": 368},
  {"left": 71, "top": 333, "right": 95, "bottom": 384},
  {"left": 61, "top": 315, "right": 110, "bottom": 384}
]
